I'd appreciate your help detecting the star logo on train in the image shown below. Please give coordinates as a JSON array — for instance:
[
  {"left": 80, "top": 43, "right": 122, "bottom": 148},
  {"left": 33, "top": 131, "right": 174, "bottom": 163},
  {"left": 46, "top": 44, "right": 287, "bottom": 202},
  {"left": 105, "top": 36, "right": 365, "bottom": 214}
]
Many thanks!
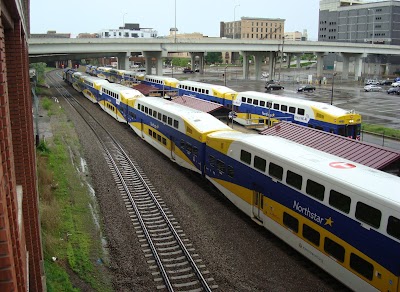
[{"left": 324, "top": 217, "right": 334, "bottom": 227}]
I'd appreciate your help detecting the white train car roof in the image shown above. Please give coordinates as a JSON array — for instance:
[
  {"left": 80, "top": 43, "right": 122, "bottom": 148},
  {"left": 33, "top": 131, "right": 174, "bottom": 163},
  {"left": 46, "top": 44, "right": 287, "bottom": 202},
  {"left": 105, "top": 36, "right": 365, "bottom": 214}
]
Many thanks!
[
  {"left": 137, "top": 97, "right": 233, "bottom": 133},
  {"left": 237, "top": 91, "right": 356, "bottom": 117},
  {"left": 207, "top": 131, "right": 400, "bottom": 208},
  {"left": 144, "top": 75, "right": 179, "bottom": 82},
  {"left": 179, "top": 80, "right": 237, "bottom": 94},
  {"left": 82, "top": 76, "right": 109, "bottom": 84},
  {"left": 101, "top": 83, "right": 144, "bottom": 98}
]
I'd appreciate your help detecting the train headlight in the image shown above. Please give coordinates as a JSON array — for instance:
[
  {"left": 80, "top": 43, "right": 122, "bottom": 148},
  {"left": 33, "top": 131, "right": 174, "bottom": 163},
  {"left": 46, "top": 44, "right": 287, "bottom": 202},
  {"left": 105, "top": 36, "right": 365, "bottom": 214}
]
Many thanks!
[{"left": 349, "top": 120, "right": 354, "bottom": 124}]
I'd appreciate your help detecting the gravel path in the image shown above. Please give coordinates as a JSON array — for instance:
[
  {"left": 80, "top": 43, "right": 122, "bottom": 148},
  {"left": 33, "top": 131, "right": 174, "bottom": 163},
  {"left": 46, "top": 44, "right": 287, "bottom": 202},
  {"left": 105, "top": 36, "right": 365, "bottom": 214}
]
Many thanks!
[{"left": 57, "top": 84, "right": 349, "bottom": 292}]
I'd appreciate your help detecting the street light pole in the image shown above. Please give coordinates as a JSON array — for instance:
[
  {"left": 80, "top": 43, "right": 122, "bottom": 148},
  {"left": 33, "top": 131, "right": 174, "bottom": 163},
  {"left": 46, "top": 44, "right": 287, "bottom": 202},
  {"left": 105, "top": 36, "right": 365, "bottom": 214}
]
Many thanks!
[
  {"left": 224, "top": 66, "right": 228, "bottom": 86},
  {"left": 368, "top": 8, "right": 375, "bottom": 44},
  {"left": 278, "top": 36, "right": 285, "bottom": 82},
  {"left": 174, "top": 0, "right": 177, "bottom": 43},
  {"left": 233, "top": 4, "right": 240, "bottom": 39},
  {"left": 123, "top": 13, "right": 128, "bottom": 28},
  {"left": 330, "top": 72, "right": 337, "bottom": 105}
]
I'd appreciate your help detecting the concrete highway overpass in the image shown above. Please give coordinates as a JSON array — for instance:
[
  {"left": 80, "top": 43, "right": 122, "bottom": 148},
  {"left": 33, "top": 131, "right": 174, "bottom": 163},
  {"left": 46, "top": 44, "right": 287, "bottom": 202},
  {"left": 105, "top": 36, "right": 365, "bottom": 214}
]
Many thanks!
[{"left": 28, "top": 38, "right": 400, "bottom": 80}]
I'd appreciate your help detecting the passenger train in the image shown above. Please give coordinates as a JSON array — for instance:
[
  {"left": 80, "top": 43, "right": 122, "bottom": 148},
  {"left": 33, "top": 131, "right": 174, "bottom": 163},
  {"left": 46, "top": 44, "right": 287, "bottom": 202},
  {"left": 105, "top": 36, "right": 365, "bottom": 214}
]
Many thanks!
[
  {"left": 83, "top": 66, "right": 361, "bottom": 139},
  {"left": 64, "top": 67, "right": 400, "bottom": 291}
]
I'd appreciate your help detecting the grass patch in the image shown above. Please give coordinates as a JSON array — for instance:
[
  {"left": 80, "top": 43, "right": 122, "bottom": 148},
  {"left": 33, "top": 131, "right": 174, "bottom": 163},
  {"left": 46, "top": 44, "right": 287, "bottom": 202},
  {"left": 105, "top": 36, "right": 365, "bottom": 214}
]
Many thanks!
[
  {"left": 362, "top": 123, "right": 400, "bottom": 140},
  {"left": 37, "top": 95, "right": 112, "bottom": 291}
]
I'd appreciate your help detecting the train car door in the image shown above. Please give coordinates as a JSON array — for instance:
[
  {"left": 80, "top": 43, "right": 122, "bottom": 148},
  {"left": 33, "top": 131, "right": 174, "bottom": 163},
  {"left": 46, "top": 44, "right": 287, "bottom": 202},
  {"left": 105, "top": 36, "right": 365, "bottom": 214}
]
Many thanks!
[
  {"left": 140, "top": 119, "right": 144, "bottom": 139},
  {"left": 252, "top": 191, "right": 264, "bottom": 223},
  {"left": 170, "top": 136, "right": 176, "bottom": 161}
]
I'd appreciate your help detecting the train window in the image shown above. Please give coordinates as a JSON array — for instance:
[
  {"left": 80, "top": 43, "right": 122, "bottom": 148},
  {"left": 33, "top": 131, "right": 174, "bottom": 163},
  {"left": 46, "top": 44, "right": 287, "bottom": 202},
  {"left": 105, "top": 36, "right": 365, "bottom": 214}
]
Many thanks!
[
  {"left": 329, "top": 190, "right": 351, "bottom": 213},
  {"left": 253, "top": 99, "right": 259, "bottom": 106},
  {"left": 168, "top": 117, "right": 173, "bottom": 126},
  {"left": 240, "top": 150, "right": 252, "bottom": 165},
  {"left": 153, "top": 111, "right": 157, "bottom": 118},
  {"left": 162, "top": 115, "right": 167, "bottom": 123},
  {"left": 350, "top": 253, "right": 374, "bottom": 281},
  {"left": 149, "top": 109, "right": 153, "bottom": 116},
  {"left": 266, "top": 101, "right": 272, "bottom": 108},
  {"left": 338, "top": 127, "right": 345, "bottom": 136},
  {"left": 387, "top": 216, "right": 400, "bottom": 239},
  {"left": 324, "top": 237, "right": 345, "bottom": 262},
  {"left": 289, "top": 106, "right": 296, "bottom": 114},
  {"left": 173, "top": 120, "right": 179, "bottom": 129},
  {"left": 273, "top": 103, "right": 280, "bottom": 110},
  {"left": 281, "top": 105, "right": 288, "bottom": 112},
  {"left": 247, "top": 98, "right": 253, "bottom": 104},
  {"left": 283, "top": 212, "right": 299, "bottom": 233},
  {"left": 162, "top": 138, "right": 167, "bottom": 145},
  {"left": 148, "top": 129, "right": 152, "bottom": 136},
  {"left": 306, "top": 179, "right": 325, "bottom": 201},
  {"left": 140, "top": 104, "right": 144, "bottom": 111},
  {"left": 145, "top": 107, "right": 148, "bottom": 114},
  {"left": 158, "top": 113, "right": 162, "bottom": 120},
  {"left": 180, "top": 139, "right": 185, "bottom": 148},
  {"left": 297, "top": 108, "right": 305, "bottom": 115},
  {"left": 153, "top": 131, "right": 157, "bottom": 139},
  {"left": 315, "top": 126, "right": 324, "bottom": 131},
  {"left": 209, "top": 155, "right": 216, "bottom": 167},
  {"left": 260, "top": 101, "right": 265, "bottom": 107},
  {"left": 286, "top": 170, "right": 302, "bottom": 190},
  {"left": 269, "top": 163, "right": 283, "bottom": 180},
  {"left": 193, "top": 147, "right": 198, "bottom": 156},
  {"left": 157, "top": 135, "right": 161, "bottom": 142},
  {"left": 186, "top": 143, "right": 192, "bottom": 153},
  {"left": 217, "top": 160, "right": 226, "bottom": 173},
  {"left": 355, "top": 202, "right": 381, "bottom": 229},
  {"left": 254, "top": 156, "right": 266, "bottom": 172},
  {"left": 302, "top": 224, "right": 320, "bottom": 246},
  {"left": 227, "top": 166, "right": 234, "bottom": 178}
]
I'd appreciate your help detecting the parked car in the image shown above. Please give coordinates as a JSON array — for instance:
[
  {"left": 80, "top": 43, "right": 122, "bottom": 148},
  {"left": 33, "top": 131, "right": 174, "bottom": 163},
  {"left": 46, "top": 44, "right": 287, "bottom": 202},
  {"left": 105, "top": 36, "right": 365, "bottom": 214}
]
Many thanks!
[
  {"left": 391, "top": 81, "right": 400, "bottom": 87},
  {"left": 194, "top": 68, "right": 200, "bottom": 72},
  {"left": 265, "top": 79, "right": 279, "bottom": 86},
  {"left": 297, "top": 85, "right": 316, "bottom": 92},
  {"left": 265, "top": 83, "right": 284, "bottom": 90},
  {"left": 364, "top": 84, "right": 382, "bottom": 92},
  {"left": 379, "top": 79, "right": 393, "bottom": 85},
  {"left": 183, "top": 68, "right": 194, "bottom": 73},
  {"left": 365, "top": 79, "right": 379, "bottom": 85},
  {"left": 387, "top": 87, "right": 400, "bottom": 94}
]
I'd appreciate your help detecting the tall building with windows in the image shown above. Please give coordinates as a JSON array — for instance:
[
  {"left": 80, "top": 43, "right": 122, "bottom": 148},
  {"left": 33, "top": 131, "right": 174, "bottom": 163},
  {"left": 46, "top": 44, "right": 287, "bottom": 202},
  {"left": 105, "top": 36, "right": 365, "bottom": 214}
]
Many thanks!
[
  {"left": 319, "top": 0, "right": 400, "bottom": 45},
  {"left": 220, "top": 17, "right": 285, "bottom": 40}
]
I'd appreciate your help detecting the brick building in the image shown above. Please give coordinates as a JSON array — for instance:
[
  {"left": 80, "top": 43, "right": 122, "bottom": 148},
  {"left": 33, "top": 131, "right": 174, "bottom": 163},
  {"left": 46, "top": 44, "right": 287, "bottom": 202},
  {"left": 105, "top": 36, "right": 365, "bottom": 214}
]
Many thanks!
[{"left": 1, "top": 0, "right": 45, "bottom": 291}]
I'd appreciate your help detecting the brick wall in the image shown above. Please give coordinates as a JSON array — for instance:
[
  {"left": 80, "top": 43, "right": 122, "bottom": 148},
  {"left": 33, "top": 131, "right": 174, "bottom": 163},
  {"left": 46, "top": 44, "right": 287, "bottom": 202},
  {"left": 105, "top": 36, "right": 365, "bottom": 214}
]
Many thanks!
[{"left": 0, "top": 2, "right": 44, "bottom": 291}]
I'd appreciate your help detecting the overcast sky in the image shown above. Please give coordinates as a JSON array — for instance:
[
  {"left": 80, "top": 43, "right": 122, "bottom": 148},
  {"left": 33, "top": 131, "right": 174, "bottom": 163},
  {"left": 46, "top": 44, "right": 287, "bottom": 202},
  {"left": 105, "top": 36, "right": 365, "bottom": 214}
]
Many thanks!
[{"left": 30, "top": 0, "right": 320, "bottom": 40}]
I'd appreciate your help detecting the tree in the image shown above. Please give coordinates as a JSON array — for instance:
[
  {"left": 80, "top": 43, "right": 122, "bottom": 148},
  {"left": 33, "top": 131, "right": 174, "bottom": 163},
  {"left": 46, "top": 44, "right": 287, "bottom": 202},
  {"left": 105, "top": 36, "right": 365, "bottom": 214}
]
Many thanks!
[
  {"left": 30, "top": 62, "right": 47, "bottom": 84},
  {"left": 205, "top": 52, "right": 222, "bottom": 64}
]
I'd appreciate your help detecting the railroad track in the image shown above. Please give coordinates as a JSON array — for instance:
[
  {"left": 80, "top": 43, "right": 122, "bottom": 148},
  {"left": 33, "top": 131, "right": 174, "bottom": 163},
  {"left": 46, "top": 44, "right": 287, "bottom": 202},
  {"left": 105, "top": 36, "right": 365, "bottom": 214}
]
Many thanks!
[{"left": 46, "top": 71, "right": 218, "bottom": 291}]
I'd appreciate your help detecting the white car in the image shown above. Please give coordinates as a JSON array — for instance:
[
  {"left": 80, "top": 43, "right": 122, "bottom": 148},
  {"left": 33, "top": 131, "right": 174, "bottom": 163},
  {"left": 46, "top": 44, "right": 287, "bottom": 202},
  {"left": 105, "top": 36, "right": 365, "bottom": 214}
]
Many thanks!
[
  {"left": 391, "top": 82, "right": 400, "bottom": 87},
  {"left": 364, "top": 85, "right": 382, "bottom": 92},
  {"left": 365, "top": 79, "right": 380, "bottom": 85}
]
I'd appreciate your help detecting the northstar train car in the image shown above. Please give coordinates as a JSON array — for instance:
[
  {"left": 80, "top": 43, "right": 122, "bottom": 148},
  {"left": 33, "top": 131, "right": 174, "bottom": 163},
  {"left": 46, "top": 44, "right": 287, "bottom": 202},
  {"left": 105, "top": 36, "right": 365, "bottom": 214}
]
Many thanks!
[{"left": 233, "top": 91, "right": 361, "bottom": 139}]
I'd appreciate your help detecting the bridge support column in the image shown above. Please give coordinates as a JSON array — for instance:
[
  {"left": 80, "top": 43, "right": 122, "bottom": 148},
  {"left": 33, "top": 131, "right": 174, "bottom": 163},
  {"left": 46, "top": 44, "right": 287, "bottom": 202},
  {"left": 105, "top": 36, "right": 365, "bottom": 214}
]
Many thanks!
[
  {"left": 268, "top": 51, "right": 275, "bottom": 79},
  {"left": 286, "top": 54, "right": 291, "bottom": 69},
  {"left": 240, "top": 51, "right": 250, "bottom": 80},
  {"left": 189, "top": 52, "right": 205, "bottom": 73},
  {"left": 354, "top": 54, "right": 365, "bottom": 81},
  {"left": 316, "top": 52, "right": 325, "bottom": 79},
  {"left": 143, "top": 51, "right": 163, "bottom": 75},
  {"left": 253, "top": 52, "right": 267, "bottom": 80},
  {"left": 342, "top": 54, "right": 350, "bottom": 80},
  {"left": 118, "top": 52, "right": 131, "bottom": 70},
  {"left": 295, "top": 54, "right": 302, "bottom": 69}
]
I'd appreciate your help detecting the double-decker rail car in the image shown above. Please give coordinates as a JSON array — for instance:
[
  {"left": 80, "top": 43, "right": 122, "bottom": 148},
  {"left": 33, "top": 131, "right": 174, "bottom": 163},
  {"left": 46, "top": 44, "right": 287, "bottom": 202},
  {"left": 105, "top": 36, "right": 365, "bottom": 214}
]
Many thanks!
[
  {"left": 96, "top": 66, "right": 113, "bottom": 80},
  {"left": 63, "top": 68, "right": 76, "bottom": 85},
  {"left": 71, "top": 71, "right": 88, "bottom": 93},
  {"left": 233, "top": 91, "right": 361, "bottom": 139},
  {"left": 129, "top": 97, "right": 233, "bottom": 173},
  {"left": 177, "top": 80, "right": 237, "bottom": 107},
  {"left": 81, "top": 76, "right": 110, "bottom": 103},
  {"left": 141, "top": 75, "right": 179, "bottom": 91},
  {"left": 97, "top": 82, "right": 144, "bottom": 123},
  {"left": 205, "top": 132, "right": 400, "bottom": 291}
]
